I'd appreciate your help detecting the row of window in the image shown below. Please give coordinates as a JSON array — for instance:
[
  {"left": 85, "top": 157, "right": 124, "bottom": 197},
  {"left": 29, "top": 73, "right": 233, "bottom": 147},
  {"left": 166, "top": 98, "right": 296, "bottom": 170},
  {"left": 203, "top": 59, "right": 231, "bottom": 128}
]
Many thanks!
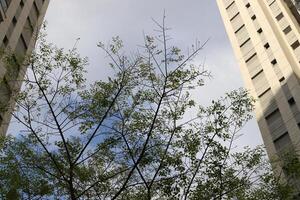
[
  {"left": 264, "top": 0, "right": 296, "bottom": 152},
  {"left": 270, "top": 0, "right": 300, "bottom": 64},
  {"left": 225, "top": 0, "right": 296, "bottom": 153},
  {"left": 265, "top": 93, "right": 300, "bottom": 153}
]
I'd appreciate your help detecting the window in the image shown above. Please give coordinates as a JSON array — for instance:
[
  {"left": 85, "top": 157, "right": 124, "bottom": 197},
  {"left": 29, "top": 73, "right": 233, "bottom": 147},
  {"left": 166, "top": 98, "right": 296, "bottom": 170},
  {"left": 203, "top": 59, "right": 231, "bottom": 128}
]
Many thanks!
[
  {"left": 12, "top": 16, "right": 17, "bottom": 25},
  {"left": 279, "top": 77, "right": 285, "bottom": 83},
  {"left": 257, "top": 28, "right": 263, "bottom": 34},
  {"left": 253, "top": 70, "right": 269, "bottom": 96},
  {"left": 282, "top": 83, "right": 293, "bottom": 100},
  {"left": 234, "top": 24, "right": 245, "bottom": 34},
  {"left": 264, "top": 43, "right": 270, "bottom": 49},
  {"left": 230, "top": 12, "right": 240, "bottom": 21},
  {"left": 271, "top": 59, "right": 277, "bottom": 65},
  {"left": 226, "top": 1, "right": 235, "bottom": 10},
  {"left": 245, "top": 3, "right": 250, "bottom": 8},
  {"left": 288, "top": 96, "right": 299, "bottom": 117},
  {"left": 251, "top": 15, "right": 256, "bottom": 20},
  {"left": 265, "top": 109, "right": 285, "bottom": 139},
  {"left": 20, "top": 0, "right": 24, "bottom": 7},
  {"left": 2, "top": 35, "right": 8, "bottom": 47},
  {"left": 276, "top": 13, "right": 284, "bottom": 21},
  {"left": 258, "top": 87, "right": 270, "bottom": 98},
  {"left": 245, "top": 52, "right": 256, "bottom": 63},
  {"left": 288, "top": 97, "right": 296, "bottom": 105},
  {"left": 269, "top": 0, "right": 276, "bottom": 6},
  {"left": 283, "top": 26, "right": 292, "bottom": 35},
  {"left": 252, "top": 69, "right": 263, "bottom": 80},
  {"left": 291, "top": 40, "right": 300, "bottom": 50},
  {"left": 274, "top": 132, "right": 292, "bottom": 152},
  {"left": 240, "top": 38, "right": 251, "bottom": 48}
]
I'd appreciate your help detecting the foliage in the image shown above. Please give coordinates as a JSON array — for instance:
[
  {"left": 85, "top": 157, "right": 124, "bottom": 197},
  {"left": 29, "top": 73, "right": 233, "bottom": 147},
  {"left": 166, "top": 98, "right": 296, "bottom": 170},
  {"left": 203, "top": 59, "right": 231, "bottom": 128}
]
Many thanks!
[{"left": 0, "top": 17, "right": 297, "bottom": 200}]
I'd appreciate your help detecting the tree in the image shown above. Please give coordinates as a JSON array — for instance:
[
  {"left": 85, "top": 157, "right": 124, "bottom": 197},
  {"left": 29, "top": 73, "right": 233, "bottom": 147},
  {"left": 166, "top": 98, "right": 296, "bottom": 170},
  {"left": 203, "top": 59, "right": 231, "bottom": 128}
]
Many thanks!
[{"left": 0, "top": 16, "right": 295, "bottom": 200}]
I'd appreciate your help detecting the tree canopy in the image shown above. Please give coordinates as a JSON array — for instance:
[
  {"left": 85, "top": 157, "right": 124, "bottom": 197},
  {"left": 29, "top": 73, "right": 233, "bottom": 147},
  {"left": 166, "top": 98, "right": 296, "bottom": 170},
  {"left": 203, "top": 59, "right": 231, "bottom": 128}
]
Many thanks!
[{"left": 0, "top": 18, "right": 297, "bottom": 200}]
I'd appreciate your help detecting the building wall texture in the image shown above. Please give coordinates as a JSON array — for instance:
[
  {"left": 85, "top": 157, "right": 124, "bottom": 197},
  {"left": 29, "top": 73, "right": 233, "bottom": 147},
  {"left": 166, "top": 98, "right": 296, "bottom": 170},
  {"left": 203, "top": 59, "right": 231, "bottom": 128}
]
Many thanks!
[
  {"left": 217, "top": 0, "right": 300, "bottom": 177},
  {"left": 0, "top": 0, "right": 49, "bottom": 135}
]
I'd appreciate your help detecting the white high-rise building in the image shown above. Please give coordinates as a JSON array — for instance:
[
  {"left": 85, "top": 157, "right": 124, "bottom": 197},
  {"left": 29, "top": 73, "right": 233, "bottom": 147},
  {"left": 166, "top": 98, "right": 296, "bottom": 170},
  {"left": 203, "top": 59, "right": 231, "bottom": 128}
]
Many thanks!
[{"left": 217, "top": 0, "right": 300, "bottom": 176}]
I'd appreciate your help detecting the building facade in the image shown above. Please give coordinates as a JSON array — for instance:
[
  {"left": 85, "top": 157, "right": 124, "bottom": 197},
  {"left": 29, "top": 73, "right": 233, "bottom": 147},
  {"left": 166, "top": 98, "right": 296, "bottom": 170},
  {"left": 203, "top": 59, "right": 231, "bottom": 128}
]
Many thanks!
[
  {"left": 217, "top": 0, "right": 300, "bottom": 175},
  {"left": 0, "top": 0, "right": 49, "bottom": 134}
]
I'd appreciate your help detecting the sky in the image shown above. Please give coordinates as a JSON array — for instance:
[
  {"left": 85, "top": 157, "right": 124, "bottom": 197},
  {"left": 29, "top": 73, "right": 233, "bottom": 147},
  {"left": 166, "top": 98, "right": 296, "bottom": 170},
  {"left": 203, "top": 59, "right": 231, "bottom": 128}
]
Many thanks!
[{"left": 9, "top": 0, "right": 263, "bottom": 147}]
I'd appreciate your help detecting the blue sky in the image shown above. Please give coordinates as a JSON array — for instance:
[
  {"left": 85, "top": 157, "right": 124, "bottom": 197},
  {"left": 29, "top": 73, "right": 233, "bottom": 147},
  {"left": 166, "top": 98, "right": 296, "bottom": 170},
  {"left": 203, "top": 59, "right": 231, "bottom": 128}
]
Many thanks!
[{"left": 8, "top": 0, "right": 263, "bottom": 148}]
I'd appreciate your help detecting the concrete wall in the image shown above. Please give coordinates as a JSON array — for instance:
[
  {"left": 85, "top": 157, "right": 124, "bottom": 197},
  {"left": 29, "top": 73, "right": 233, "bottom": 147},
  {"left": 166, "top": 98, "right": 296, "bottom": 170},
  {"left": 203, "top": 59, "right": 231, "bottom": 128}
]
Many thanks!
[{"left": 0, "top": 0, "right": 49, "bottom": 135}]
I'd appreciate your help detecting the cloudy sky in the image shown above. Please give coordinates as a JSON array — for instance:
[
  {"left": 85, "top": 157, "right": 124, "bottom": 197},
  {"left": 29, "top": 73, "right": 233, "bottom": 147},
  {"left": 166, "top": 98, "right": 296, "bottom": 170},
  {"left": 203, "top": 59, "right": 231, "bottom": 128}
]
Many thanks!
[{"left": 10, "top": 0, "right": 263, "bottom": 147}]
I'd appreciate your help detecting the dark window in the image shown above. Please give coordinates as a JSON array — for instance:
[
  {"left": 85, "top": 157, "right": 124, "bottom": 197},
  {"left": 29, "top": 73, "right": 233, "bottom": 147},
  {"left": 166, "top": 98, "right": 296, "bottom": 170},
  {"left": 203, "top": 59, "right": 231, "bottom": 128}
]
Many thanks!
[
  {"left": 291, "top": 40, "right": 300, "bottom": 50},
  {"left": 20, "top": 0, "right": 24, "bottom": 7},
  {"left": 251, "top": 15, "right": 256, "bottom": 20},
  {"left": 245, "top": 3, "right": 250, "bottom": 8},
  {"left": 279, "top": 77, "right": 285, "bottom": 82},
  {"left": 252, "top": 69, "right": 263, "bottom": 80},
  {"left": 288, "top": 97, "right": 296, "bottom": 105},
  {"left": 230, "top": 12, "right": 240, "bottom": 21},
  {"left": 276, "top": 13, "right": 284, "bottom": 21},
  {"left": 226, "top": 1, "right": 235, "bottom": 10},
  {"left": 2, "top": 35, "right": 8, "bottom": 47},
  {"left": 264, "top": 43, "right": 270, "bottom": 49},
  {"left": 266, "top": 108, "right": 279, "bottom": 120},
  {"left": 269, "top": 0, "right": 276, "bottom": 6},
  {"left": 12, "top": 16, "right": 17, "bottom": 25},
  {"left": 257, "top": 28, "right": 263, "bottom": 33},
  {"left": 245, "top": 53, "right": 257, "bottom": 63},
  {"left": 258, "top": 87, "right": 271, "bottom": 98},
  {"left": 283, "top": 26, "right": 292, "bottom": 35},
  {"left": 271, "top": 59, "right": 277, "bottom": 65},
  {"left": 274, "top": 132, "right": 291, "bottom": 152},
  {"left": 235, "top": 24, "right": 245, "bottom": 34},
  {"left": 240, "top": 38, "right": 251, "bottom": 48}
]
